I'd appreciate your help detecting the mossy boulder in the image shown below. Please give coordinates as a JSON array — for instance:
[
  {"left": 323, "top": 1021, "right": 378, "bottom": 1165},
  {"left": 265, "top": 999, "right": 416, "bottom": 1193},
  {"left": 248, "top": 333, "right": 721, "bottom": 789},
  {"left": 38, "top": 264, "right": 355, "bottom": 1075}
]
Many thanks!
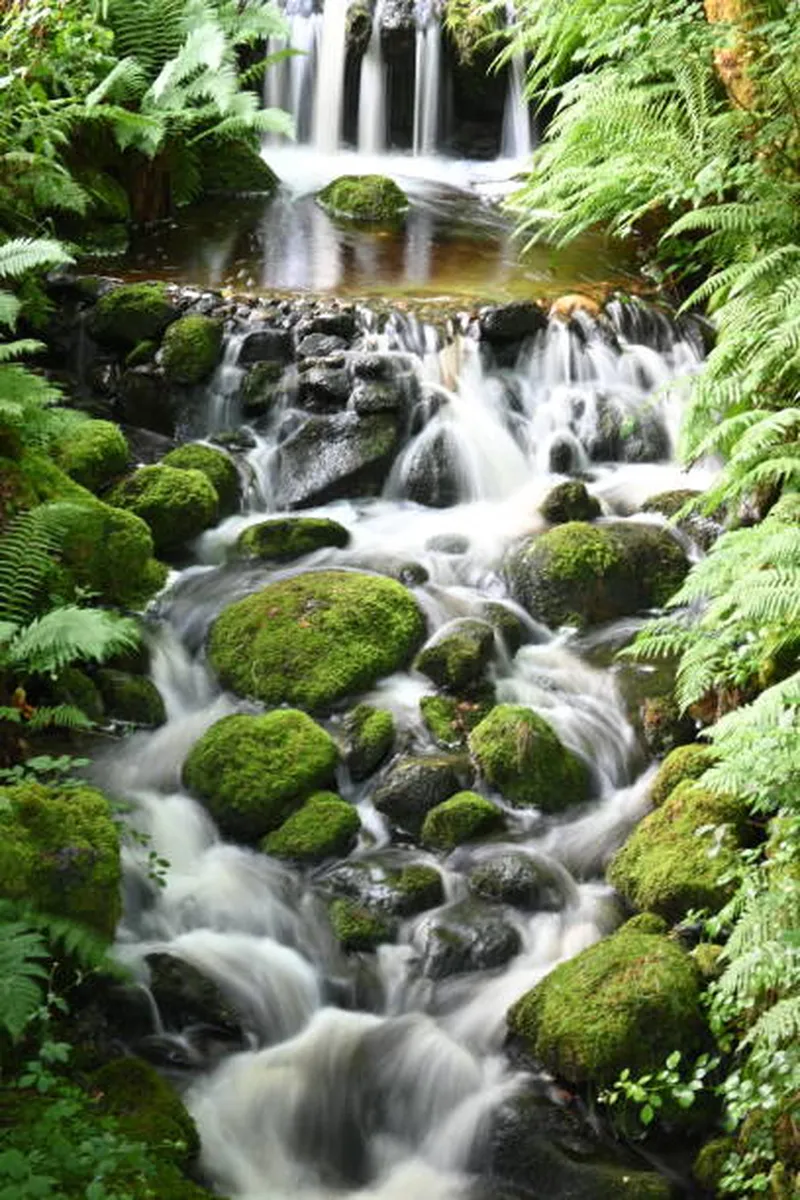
[
  {"left": 421, "top": 791, "right": 505, "bottom": 850},
  {"left": 640, "top": 693, "right": 696, "bottom": 758},
  {"left": 91, "top": 1056, "right": 199, "bottom": 1165},
  {"left": 182, "top": 710, "right": 338, "bottom": 841},
  {"left": 469, "top": 704, "right": 589, "bottom": 812},
  {"left": 161, "top": 315, "right": 224, "bottom": 386},
  {"left": 372, "top": 753, "right": 474, "bottom": 834},
  {"left": 0, "top": 782, "right": 121, "bottom": 939},
  {"left": 44, "top": 666, "right": 105, "bottom": 723},
  {"left": 342, "top": 703, "right": 395, "bottom": 780},
  {"left": 317, "top": 175, "right": 409, "bottom": 224},
  {"left": 241, "top": 360, "right": 284, "bottom": 417},
  {"left": 506, "top": 521, "right": 689, "bottom": 629},
  {"left": 394, "top": 864, "right": 444, "bottom": 912},
  {"left": 89, "top": 283, "right": 177, "bottom": 350},
  {"left": 109, "top": 464, "right": 219, "bottom": 555},
  {"left": 649, "top": 743, "right": 716, "bottom": 808},
  {"left": 199, "top": 140, "right": 279, "bottom": 195},
  {"left": 262, "top": 792, "right": 360, "bottom": 863},
  {"left": 607, "top": 781, "right": 748, "bottom": 923},
  {"left": 162, "top": 442, "right": 241, "bottom": 516},
  {"left": 95, "top": 668, "right": 166, "bottom": 727},
  {"left": 420, "top": 692, "right": 494, "bottom": 748},
  {"left": 506, "top": 924, "right": 707, "bottom": 1086},
  {"left": 53, "top": 419, "right": 129, "bottom": 493},
  {"left": 328, "top": 897, "right": 391, "bottom": 952},
  {"left": 414, "top": 618, "right": 495, "bottom": 694},
  {"left": 539, "top": 481, "right": 601, "bottom": 525},
  {"left": 208, "top": 569, "right": 425, "bottom": 712},
  {"left": 236, "top": 516, "right": 349, "bottom": 562}
]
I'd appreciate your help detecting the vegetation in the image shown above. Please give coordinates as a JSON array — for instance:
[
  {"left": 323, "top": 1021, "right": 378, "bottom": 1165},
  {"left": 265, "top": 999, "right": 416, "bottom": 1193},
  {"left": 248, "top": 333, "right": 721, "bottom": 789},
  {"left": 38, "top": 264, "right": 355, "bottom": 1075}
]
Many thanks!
[{"left": 316, "top": 175, "right": 409, "bottom": 224}]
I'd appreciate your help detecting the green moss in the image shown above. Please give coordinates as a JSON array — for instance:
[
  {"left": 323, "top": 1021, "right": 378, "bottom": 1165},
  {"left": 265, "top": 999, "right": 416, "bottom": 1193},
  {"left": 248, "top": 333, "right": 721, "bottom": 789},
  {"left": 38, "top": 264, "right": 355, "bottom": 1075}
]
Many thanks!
[
  {"left": 328, "top": 898, "right": 391, "bottom": 952},
  {"left": 199, "top": 140, "right": 279, "bottom": 195},
  {"left": 421, "top": 791, "right": 504, "bottom": 850},
  {"left": 507, "top": 925, "right": 706, "bottom": 1086},
  {"left": 46, "top": 499, "right": 167, "bottom": 608},
  {"left": 108, "top": 464, "right": 219, "bottom": 555},
  {"left": 394, "top": 864, "right": 444, "bottom": 910},
  {"left": 618, "top": 913, "right": 669, "bottom": 937},
  {"left": 693, "top": 1137, "right": 734, "bottom": 1192},
  {"left": 650, "top": 743, "right": 716, "bottom": 807},
  {"left": 641, "top": 489, "right": 701, "bottom": 520},
  {"left": 608, "top": 781, "right": 748, "bottom": 923},
  {"left": 415, "top": 619, "right": 494, "bottom": 694},
  {"left": 95, "top": 669, "right": 166, "bottom": 726},
  {"left": 469, "top": 704, "right": 589, "bottom": 812},
  {"left": 162, "top": 442, "right": 241, "bottom": 516},
  {"left": 420, "top": 692, "right": 494, "bottom": 748},
  {"left": 125, "top": 338, "right": 157, "bottom": 368},
  {"left": 236, "top": 517, "right": 350, "bottom": 562},
  {"left": 343, "top": 703, "right": 395, "bottom": 780},
  {"left": 317, "top": 175, "right": 409, "bottom": 224},
  {"left": 262, "top": 793, "right": 360, "bottom": 862},
  {"left": 539, "top": 481, "right": 601, "bottom": 525},
  {"left": 161, "top": 315, "right": 224, "bottom": 386},
  {"left": 89, "top": 283, "right": 176, "bottom": 350},
  {"left": 91, "top": 1057, "right": 198, "bottom": 1165},
  {"left": 45, "top": 666, "right": 105, "bottom": 722},
  {"left": 691, "top": 942, "right": 724, "bottom": 982},
  {"left": 208, "top": 570, "right": 425, "bottom": 713},
  {"left": 0, "top": 782, "right": 121, "bottom": 939},
  {"left": 53, "top": 419, "right": 129, "bottom": 493},
  {"left": 443, "top": 0, "right": 497, "bottom": 65},
  {"left": 182, "top": 710, "right": 338, "bottom": 841}
]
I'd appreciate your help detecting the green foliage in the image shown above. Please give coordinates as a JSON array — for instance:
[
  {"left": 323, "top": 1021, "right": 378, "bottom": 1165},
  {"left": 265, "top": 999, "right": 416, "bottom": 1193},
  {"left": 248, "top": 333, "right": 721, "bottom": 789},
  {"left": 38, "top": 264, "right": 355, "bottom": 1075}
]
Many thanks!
[{"left": 599, "top": 1051, "right": 720, "bottom": 1138}]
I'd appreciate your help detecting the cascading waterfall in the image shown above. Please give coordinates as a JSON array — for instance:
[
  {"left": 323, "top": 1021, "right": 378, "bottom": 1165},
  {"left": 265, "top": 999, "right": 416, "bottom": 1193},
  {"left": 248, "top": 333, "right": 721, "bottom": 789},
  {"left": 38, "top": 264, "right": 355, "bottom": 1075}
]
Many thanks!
[
  {"left": 311, "top": 0, "right": 350, "bottom": 151},
  {"left": 358, "top": 0, "right": 387, "bottom": 154},
  {"left": 501, "top": 51, "right": 532, "bottom": 159},
  {"left": 413, "top": 8, "right": 442, "bottom": 157}
]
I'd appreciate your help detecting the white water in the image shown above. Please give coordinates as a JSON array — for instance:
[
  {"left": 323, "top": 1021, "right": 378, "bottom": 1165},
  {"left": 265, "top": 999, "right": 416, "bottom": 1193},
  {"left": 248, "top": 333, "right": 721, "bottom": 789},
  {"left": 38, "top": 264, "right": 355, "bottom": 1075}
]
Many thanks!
[
  {"left": 413, "top": 16, "right": 442, "bottom": 157},
  {"left": 501, "top": 51, "right": 532, "bottom": 160},
  {"left": 311, "top": 0, "right": 349, "bottom": 151},
  {"left": 358, "top": 0, "right": 387, "bottom": 155}
]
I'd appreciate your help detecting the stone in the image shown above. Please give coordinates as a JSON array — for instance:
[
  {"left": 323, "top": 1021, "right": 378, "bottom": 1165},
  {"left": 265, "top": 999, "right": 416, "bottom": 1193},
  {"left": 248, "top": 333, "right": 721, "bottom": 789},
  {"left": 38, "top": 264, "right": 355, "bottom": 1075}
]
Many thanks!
[
  {"left": 89, "top": 283, "right": 178, "bottom": 350},
  {"left": 469, "top": 852, "right": 557, "bottom": 911},
  {"left": 420, "top": 901, "right": 521, "bottom": 979},
  {"left": 108, "top": 464, "right": 219, "bottom": 556},
  {"left": 539, "top": 481, "right": 601, "bottom": 525},
  {"left": 373, "top": 754, "right": 474, "bottom": 835},
  {"left": 272, "top": 411, "right": 402, "bottom": 508},
  {"left": 478, "top": 302, "right": 547, "bottom": 344},
  {"left": 469, "top": 705, "right": 589, "bottom": 812},
  {"left": 53, "top": 419, "right": 129, "bottom": 493},
  {"left": 95, "top": 669, "right": 166, "bottom": 727},
  {"left": 238, "top": 327, "right": 294, "bottom": 365},
  {"left": 161, "top": 442, "right": 241, "bottom": 516},
  {"left": 343, "top": 704, "right": 395, "bottom": 781},
  {"left": 317, "top": 175, "right": 409, "bottom": 224},
  {"left": 263, "top": 793, "right": 361, "bottom": 863},
  {"left": 236, "top": 516, "right": 349, "bottom": 561},
  {"left": 421, "top": 791, "right": 505, "bottom": 850},
  {"left": 160, "top": 315, "right": 223, "bottom": 385},
  {"left": 415, "top": 618, "right": 495, "bottom": 694}
]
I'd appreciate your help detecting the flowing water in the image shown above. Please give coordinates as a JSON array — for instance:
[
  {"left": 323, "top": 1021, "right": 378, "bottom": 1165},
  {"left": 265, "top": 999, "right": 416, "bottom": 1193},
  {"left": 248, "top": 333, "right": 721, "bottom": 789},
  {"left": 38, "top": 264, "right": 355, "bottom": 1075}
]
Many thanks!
[{"left": 94, "top": 298, "right": 714, "bottom": 1199}]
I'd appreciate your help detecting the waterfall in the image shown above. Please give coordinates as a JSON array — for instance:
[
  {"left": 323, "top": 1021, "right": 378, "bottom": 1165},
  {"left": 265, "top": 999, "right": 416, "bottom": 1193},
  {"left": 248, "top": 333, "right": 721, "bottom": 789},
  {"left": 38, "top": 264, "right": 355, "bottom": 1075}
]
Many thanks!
[
  {"left": 413, "top": 15, "right": 442, "bottom": 156},
  {"left": 358, "top": 0, "right": 387, "bottom": 154},
  {"left": 501, "top": 52, "right": 532, "bottom": 160},
  {"left": 311, "top": 0, "right": 349, "bottom": 152}
]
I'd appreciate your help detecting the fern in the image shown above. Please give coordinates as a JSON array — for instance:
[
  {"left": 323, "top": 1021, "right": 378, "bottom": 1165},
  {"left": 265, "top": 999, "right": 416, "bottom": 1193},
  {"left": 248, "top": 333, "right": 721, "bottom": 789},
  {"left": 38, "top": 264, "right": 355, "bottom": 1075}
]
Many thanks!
[
  {"left": 0, "top": 918, "right": 50, "bottom": 1042},
  {"left": 1, "top": 606, "right": 140, "bottom": 679}
]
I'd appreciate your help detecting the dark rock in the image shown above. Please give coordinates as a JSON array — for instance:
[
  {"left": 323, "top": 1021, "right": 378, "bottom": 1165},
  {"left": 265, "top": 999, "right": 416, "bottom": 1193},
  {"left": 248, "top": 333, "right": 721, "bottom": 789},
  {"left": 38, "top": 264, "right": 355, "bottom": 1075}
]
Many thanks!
[
  {"left": 238, "top": 327, "right": 294, "bottom": 365},
  {"left": 415, "top": 618, "right": 495, "bottom": 694},
  {"left": 241, "top": 360, "right": 285, "bottom": 417},
  {"left": 146, "top": 952, "right": 245, "bottom": 1042},
  {"left": 481, "top": 602, "right": 528, "bottom": 656},
  {"left": 343, "top": 704, "right": 395, "bottom": 782},
  {"left": 372, "top": 754, "right": 474, "bottom": 835},
  {"left": 116, "top": 366, "right": 174, "bottom": 436},
  {"left": 396, "top": 562, "right": 429, "bottom": 586},
  {"left": 539, "top": 481, "right": 601, "bottom": 525},
  {"left": 350, "top": 379, "right": 409, "bottom": 414},
  {"left": 351, "top": 353, "right": 412, "bottom": 380},
  {"left": 121, "top": 424, "right": 175, "bottom": 466},
  {"left": 273, "top": 411, "right": 402, "bottom": 508},
  {"left": 297, "top": 365, "right": 351, "bottom": 410},
  {"left": 319, "top": 857, "right": 444, "bottom": 919},
  {"left": 210, "top": 429, "right": 257, "bottom": 451},
  {"left": 297, "top": 333, "right": 350, "bottom": 359},
  {"left": 419, "top": 901, "right": 521, "bottom": 979},
  {"left": 478, "top": 303, "right": 547, "bottom": 345},
  {"left": 468, "top": 853, "right": 558, "bottom": 911},
  {"left": 403, "top": 428, "right": 462, "bottom": 507},
  {"left": 297, "top": 311, "right": 358, "bottom": 342}
]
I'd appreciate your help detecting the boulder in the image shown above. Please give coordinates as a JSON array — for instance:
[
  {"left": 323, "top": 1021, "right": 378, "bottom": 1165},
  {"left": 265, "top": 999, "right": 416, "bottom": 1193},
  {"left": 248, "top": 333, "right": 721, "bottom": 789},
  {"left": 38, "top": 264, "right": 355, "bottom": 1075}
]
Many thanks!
[
  {"left": 160, "top": 315, "right": 223, "bottom": 385},
  {"left": 263, "top": 792, "right": 361, "bottom": 863},
  {"left": 89, "top": 283, "right": 178, "bottom": 350},
  {"left": 297, "top": 311, "right": 358, "bottom": 342},
  {"left": 649, "top": 744, "right": 716, "bottom": 808},
  {"left": 146, "top": 952, "right": 245, "bottom": 1040},
  {"left": 297, "top": 362, "right": 351, "bottom": 410},
  {"left": 241, "top": 361, "right": 285, "bottom": 417},
  {"left": 117, "top": 365, "right": 175, "bottom": 436},
  {"left": 95, "top": 669, "right": 166, "bottom": 727},
  {"left": 328, "top": 898, "right": 392, "bottom": 953},
  {"left": 320, "top": 858, "right": 444, "bottom": 918},
  {"left": 469, "top": 852, "right": 558, "bottom": 911},
  {"left": 317, "top": 175, "right": 409, "bottom": 224},
  {"left": 539, "top": 481, "right": 601, "bottom": 525},
  {"left": 478, "top": 302, "right": 547, "bottom": 345},
  {"left": 469, "top": 705, "right": 589, "bottom": 812},
  {"left": 297, "top": 334, "right": 349, "bottom": 359},
  {"left": 641, "top": 489, "right": 723, "bottom": 552},
  {"left": 236, "top": 516, "right": 350, "bottom": 562},
  {"left": 420, "top": 901, "right": 521, "bottom": 979},
  {"left": 420, "top": 692, "right": 494, "bottom": 749},
  {"left": 403, "top": 427, "right": 462, "bottom": 508},
  {"left": 639, "top": 694, "right": 696, "bottom": 758},
  {"left": 237, "top": 327, "right": 293, "bottom": 365},
  {"left": 421, "top": 791, "right": 505, "bottom": 850},
  {"left": 372, "top": 754, "right": 474, "bottom": 835},
  {"left": 108, "top": 464, "right": 219, "bottom": 555},
  {"left": 53, "top": 418, "right": 129, "bottom": 493},
  {"left": 343, "top": 704, "right": 395, "bottom": 781},
  {"left": 162, "top": 442, "right": 241, "bottom": 516},
  {"left": 273, "top": 411, "right": 402, "bottom": 508},
  {"left": 415, "top": 618, "right": 495, "bottom": 694}
]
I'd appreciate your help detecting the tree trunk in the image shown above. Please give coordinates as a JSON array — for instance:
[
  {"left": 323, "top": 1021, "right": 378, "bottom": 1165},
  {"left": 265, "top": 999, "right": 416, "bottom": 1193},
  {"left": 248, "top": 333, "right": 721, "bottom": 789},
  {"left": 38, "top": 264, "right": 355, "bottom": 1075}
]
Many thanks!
[
  {"left": 127, "top": 153, "right": 173, "bottom": 224},
  {"left": 703, "top": 0, "right": 756, "bottom": 109}
]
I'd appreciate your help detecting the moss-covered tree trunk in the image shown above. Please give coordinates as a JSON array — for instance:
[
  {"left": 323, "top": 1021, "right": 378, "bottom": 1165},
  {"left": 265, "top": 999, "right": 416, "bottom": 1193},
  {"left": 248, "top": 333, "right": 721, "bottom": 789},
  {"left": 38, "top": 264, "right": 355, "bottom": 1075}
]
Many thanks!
[{"left": 703, "top": 0, "right": 756, "bottom": 108}]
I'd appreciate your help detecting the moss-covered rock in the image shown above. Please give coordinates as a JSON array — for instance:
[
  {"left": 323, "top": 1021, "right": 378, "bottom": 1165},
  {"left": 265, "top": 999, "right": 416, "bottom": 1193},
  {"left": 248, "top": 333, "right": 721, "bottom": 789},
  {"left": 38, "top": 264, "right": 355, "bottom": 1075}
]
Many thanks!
[
  {"left": 162, "top": 442, "right": 241, "bottom": 516},
  {"left": 108, "top": 464, "right": 219, "bottom": 555},
  {"left": 394, "top": 864, "right": 444, "bottom": 912},
  {"left": 317, "top": 175, "right": 409, "bottom": 224},
  {"left": 539, "top": 481, "right": 601, "bottom": 525},
  {"left": 420, "top": 692, "right": 494, "bottom": 748},
  {"left": 372, "top": 754, "right": 474, "bottom": 834},
  {"left": 469, "top": 704, "right": 589, "bottom": 812},
  {"left": 343, "top": 703, "right": 395, "bottom": 780},
  {"left": 415, "top": 618, "right": 495, "bottom": 694},
  {"left": 236, "top": 516, "right": 349, "bottom": 562},
  {"left": 125, "top": 338, "right": 157, "bottom": 368},
  {"left": 607, "top": 781, "right": 747, "bottom": 923},
  {"left": 0, "top": 782, "right": 121, "bottom": 939},
  {"left": 507, "top": 924, "right": 707, "bottom": 1086},
  {"left": 262, "top": 792, "right": 360, "bottom": 862},
  {"left": 95, "top": 668, "right": 166, "bottom": 727},
  {"left": 208, "top": 569, "right": 425, "bottom": 712},
  {"left": 89, "top": 283, "right": 178, "bottom": 350},
  {"left": 506, "top": 521, "right": 689, "bottom": 629},
  {"left": 691, "top": 942, "right": 724, "bottom": 982},
  {"left": 53, "top": 419, "right": 129, "bottom": 493},
  {"left": 161, "top": 315, "right": 223, "bottom": 386},
  {"left": 693, "top": 1137, "right": 734, "bottom": 1193},
  {"left": 182, "top": 710, "right": 338, "bottom": 841},
  {"left": 328, "top": 897, "right": 391, "bottom": 952},
  {"left": 640, "top": 694, "right": 696, "bottom": 758},
  {"left": 91, "top": 1056, "right": 198, "bottom": 1165},
  {"left": 44, "top": 666, "right": 105, "bottom": 723},
  {"left": 649, "top": 743, "right": 716, "bottom": 808},
  {"left": 198, "top": 140, "right": 279, "bottom": 195},
  {"left": 241, "top": 359, "right": 284, "bottom": 417},
  {"left": 421, "top": 791, "right": 504, "bottom": 850}
]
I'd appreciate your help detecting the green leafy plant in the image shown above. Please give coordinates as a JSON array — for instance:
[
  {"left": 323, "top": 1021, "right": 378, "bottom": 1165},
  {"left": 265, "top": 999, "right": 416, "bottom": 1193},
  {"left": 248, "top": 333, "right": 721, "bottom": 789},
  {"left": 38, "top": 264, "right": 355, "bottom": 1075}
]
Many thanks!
[{"left": 598, "top": 1050, "right": 720, "bottom": 1137}]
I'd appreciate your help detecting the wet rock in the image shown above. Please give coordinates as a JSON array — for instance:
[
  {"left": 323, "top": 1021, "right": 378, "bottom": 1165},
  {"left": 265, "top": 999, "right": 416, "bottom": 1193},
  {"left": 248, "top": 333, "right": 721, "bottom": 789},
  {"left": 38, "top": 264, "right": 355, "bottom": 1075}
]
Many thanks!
[
  {"left": 117, "top": 365, "right": 175, "bottom": 436},
  {"left": 89, "top": 282, "right": 178, "bottom": 350},
  {"left": 264, "top": 792, "right": 361, "bottom": 863},
  {"left": 317, "top": 176, "right": 409, "bottom": 226},
  {"left": 419, "top": 692, "right": 495, "bottom": 750},
  {"left": 588, "top": 398, "right": 670, "bottom": 464},
  {"left": 420, "top": 901, "right": 521, "bottom": 979},
  {"left": 539, "top": 481, "right": 601, "bottom": 525},
  {"left": 426, "top": 533, "right": 470, "bottom": 554},
  {"left": 469, "top": 852, "right": 558, "bottom": 911},
  {"left": 547, "top": 438, "right": 579, "bottom": 475},
  {"left": 241, "top": 360, "right": 285, "bottom": 417},
  {"left": 343, "top": 704, "right": 395, "bottom": 781},
  {"left": 236, "top": 516, "right": 350, "bottom": 562},
  {"left": 421, "top": 791, "right": 505, "bottom": 850},
  {"left": 210, "top": 428, "right": 256, "bottom": 451},
  {"left": 478, "top": 302, "right": 547, "bottom": 345},
  {"left": 320, "top": 858, "right": 444, "bottom": 918},
  {"left": 161, "top": 441, "right": 241, "bottom": 516},
  {"left": 373, "top": 754, "right": 474, "bottom": 835},
  {"left": 297, "top": 363, "right": 351, "bottom": 410},
  {"left": 350, "top": 378, "right": 409, "bottom": 414},
  {"left": 481, "top": 601, "right": 528, "bottom": 656},
  {"left": 238, "top": 326, "right": 294, "bottom": 365},
  {"left": 346, "top": 0, "right": 372, "bottom": 57},
  {"left": 329, "top": 898, "right": 392, "bottom": 952},
  {"left": 396, "top": 561, "right": 429, "bottom": 586},
  {"left": 403, "top": 428, "right": 462, "bottom": 507},
  {"left": 146, "top": 952, "right": 245, "bottom": 1041},
  {"left": 649, "top": 744, "right": 716, "bottom": 809},
  {"left": 641, "top": 488, "right": 723, "bottom": 552},
  {"left": 351, "top": 353, "right": 412, "bottom": 380},
  {"left": 640, "top": 694, "right": 696, "bottom": 758},
  {"left": 415, "top": 618, "right": 495, "bottom": 694},
  {"left": 297, "top": 333, "right": 350, "bottom": 359},
  {"left": 297, "top": 311, "right": 358, "bottom": 342},
  {"left": 95, "top": 669, "right": 166, "bottom": 727},
  {"left": 273, "top": 411, "right": 402, "bottom": 508},
  {"left": 469, "top": 705, "right": 589, "bottom": 813}
]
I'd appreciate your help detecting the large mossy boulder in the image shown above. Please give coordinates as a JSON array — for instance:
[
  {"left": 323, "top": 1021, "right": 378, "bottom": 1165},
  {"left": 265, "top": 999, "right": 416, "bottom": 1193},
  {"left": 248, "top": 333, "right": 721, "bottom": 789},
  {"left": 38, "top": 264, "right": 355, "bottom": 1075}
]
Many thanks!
[
  {"left": 236, "top": 516, "right": 349, "bottom": 562},
  {"left": 649, "top": 743, "right": 716, "bottom": 808},
  {"left": 317, "top": 175, "right": 408, "bottom": 224},
  {"left": 469, "top": 704, "right": 589, "bottom": 812},
  {"left": 421, "top": 791, "right": 504, "bottom": 850},
  {"left": 414, "top": 618, "right": 495, "bottom": 694},
  {"left": 53, "top": 418, "right": 129, "bottom": 493},
  {"left": 182, "top": 710, "right": 338, "bottom": 841},
  {"left": 372, "top": 754, "right": 474, "bottom": 834},
  {"left": 109, "top": 464, "right": 219, "bottom": 555},
  {"left": 160, "top": 315, "right": 223, "bottom": 385},
  {"left": 91, "top": 1056, "right": 199, "bottom": 1165},
  {"left": 505, "top": 521, "right": 689, "bottom": 629},
  {"left": 198, "top": 141, "right": 279, "bottom": 196},
  {"left": 0, "top": 782, "right": 121, "bottom": 939},
  {"left": 607, "top": 781, "right": 747, "bottom": 923},
  {"left": 95, "top": 668, "right": 166, "bottom": 727},
  {"left": 46, "top": 499, "right": 167, "bottom": 608},
  {"left": 162, "top": 442, "right": 241, "bottom": 516},
  {"left": 89, "top": 283, "right": 178, "bottom": 351},
  {"left": 342, "top": 703, "right": 395, "bottom": 780},
  {"left": 262, "top": 792, "right": 360, "bottom": 863},
  {"left": 506, "top": 922, "right": 707, "bottom": 1086},
  {"left": 208, "top": 570, "right": 425, "bottom": 712}
]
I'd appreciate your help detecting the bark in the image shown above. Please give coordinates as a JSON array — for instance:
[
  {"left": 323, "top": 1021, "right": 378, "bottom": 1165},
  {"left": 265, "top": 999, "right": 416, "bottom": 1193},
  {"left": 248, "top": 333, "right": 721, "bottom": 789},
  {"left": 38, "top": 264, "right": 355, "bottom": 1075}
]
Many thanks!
[{"left": 703, "top": 0, "right": 756, "bottom": 109}]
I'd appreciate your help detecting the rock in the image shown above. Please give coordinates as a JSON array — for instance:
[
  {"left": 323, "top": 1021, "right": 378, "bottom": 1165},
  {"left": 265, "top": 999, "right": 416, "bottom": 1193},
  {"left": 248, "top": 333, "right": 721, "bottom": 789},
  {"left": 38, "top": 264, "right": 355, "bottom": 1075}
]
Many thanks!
[
  {"left": 691, "top": 943, "right": 724, "bottom": 982},
  {"left": 42, "top": 666, "right": 105, "bottom": 722},
  {"left": 329, "top": 898, "right": 392, "bottom": 952},
  {"left": 297, "top": 363, "right": 351, "bottom": 410},
  {"left": 478, "top": 302, "right": 547, "bottom": 345},
  {"left": 117, "top": 365, "right": 175, "bottom": 436},
  {"left": 650, "top": 744, "right": 716, "bottom": 808},
  {"left": 343, "top": 704, "right": 395, "bottom": 781},
  {"left": 346, "top": 0, "right": 372, "bottom": 56},
  {"left": 199, "top": 141, "right": 279, "bottom": 196},
  {"left": 160, "top": 315, "right": 223, "bottom": 385},
  {"left": 481, "top": 602, "right": 528, "bottom": 655},
  {"left": 95, "top": 669, "right": 166, "bottom": 727},
  {"left": 350, "top": 379, "right": 410, "bottom": 414},
  {"left": 273, "top": 411, "right": 402, "bottom": 508},
  {"left": 0, "top": 781, "right": 121, "bottom": 939},
  {"left": 298, "top": 311, "right": 358, "bottom": 341},
  {"left": 320, "top": 858, "right": 444, "bottom": 918},
  {"left": 415, "top": 618, "right": 495, "bottom": 694},
  {"left": 241, "top": 360, "right": 284, "bottom": 417},
  {"left": 237, "top": 327, "right": 294, "bottom": 365},
  {"left": 210, "top": 428, "right": 257, "bottom": 452},
  {"left": 89, "top": 282, "right": 178, "bottom": 350},
  {"left": 108, "top": 464, "right": 219, "bottom": 555},
  {"left": 421, "top": 791, "right": 505, "bottom": 850},
  {"left": 53, "top": 419, "right": 129, "bottom": 493},
  {"left": 236, "top": 516, "right": 349, "bottom": 562},
  {"left": 182, "top": 710, "right": 339, "bottom": 841},
  {"left": 317, "top": 175, "right": 409, "bottom": 224},
  {"left": 373, "top": 755, "right": 474, "bottom": 835},
  {"left": 607, "top": 781, "right": 748, "bottom": 923},
  {"left": 539, "top": 481, "right": 601, "bottom": 525},
  {"left": 420, "top": 693, "right": 494, "bottom": 749},
  {"left": 208, "top": 569, "right": 425, "bottom": 712},
  {"left": 420, "top": 901, "right": 521, "bottom": 978},
  {"left": 506, "top": 921, "right": 707, "bottom": 1086},
  {"left": 549, "top": 294, "right": 602, "bottom": 321},
  {"left": 146, "top": 952, "right": 244, "bottom": 1039},
  {"left": 426, "top": 533, "right": 470, "bottom": 554},
  {"left": 48, "top": 498, "right": 167, "bottom": 608},
  {"left": 469, "top": 705, "right": 589, "bottom": 812},
  {"left": 162, "top": 442, "right": 241, "bottom": 516},
  {"left": 641, "top": 489, "right": 723, "bottom": 552},
  {"left": 392, "top": 864, "right": 444, "bottom": 914},
  {"left": 350, "top": 353, "right": 411, "bottom": 380},
  {"left": 469, "top": 852, "right": 556, "bottom": 910},
  {"left": 90, "top": 1056, "right": 199, "bottom": 1166},
  {"left": 403, "top": 428, "right": 462, "bottom": 507},
  {"left": 639, "top": 694, "right": 696, "bottom": 758},
  {"left": 505, "top": 521, "right": 689, "bottom": 629},
  {"left": 297, "top": 333, "right": 350, "bottom": 359},
  {"left": 263, "top": 793, "right": 361, "bottom": 863}
]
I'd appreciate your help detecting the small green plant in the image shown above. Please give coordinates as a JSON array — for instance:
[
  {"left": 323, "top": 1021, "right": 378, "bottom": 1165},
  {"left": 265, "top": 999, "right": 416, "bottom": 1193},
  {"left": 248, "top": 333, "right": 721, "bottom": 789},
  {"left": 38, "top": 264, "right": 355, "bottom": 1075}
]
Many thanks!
[
  {"left": 598, "top": 1050, "right": 720, "bottom": 1137},
  {"left": 0, "top": 755, "right": 90, "bottom": 785}
]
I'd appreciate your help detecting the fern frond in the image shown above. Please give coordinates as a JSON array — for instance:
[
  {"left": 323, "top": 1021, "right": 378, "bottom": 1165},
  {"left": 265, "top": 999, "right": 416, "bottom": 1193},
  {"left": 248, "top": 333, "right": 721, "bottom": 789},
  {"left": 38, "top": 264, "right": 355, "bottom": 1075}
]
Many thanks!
[{"left": 2, "top": 607, "right": 140, "bottom": 677}]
